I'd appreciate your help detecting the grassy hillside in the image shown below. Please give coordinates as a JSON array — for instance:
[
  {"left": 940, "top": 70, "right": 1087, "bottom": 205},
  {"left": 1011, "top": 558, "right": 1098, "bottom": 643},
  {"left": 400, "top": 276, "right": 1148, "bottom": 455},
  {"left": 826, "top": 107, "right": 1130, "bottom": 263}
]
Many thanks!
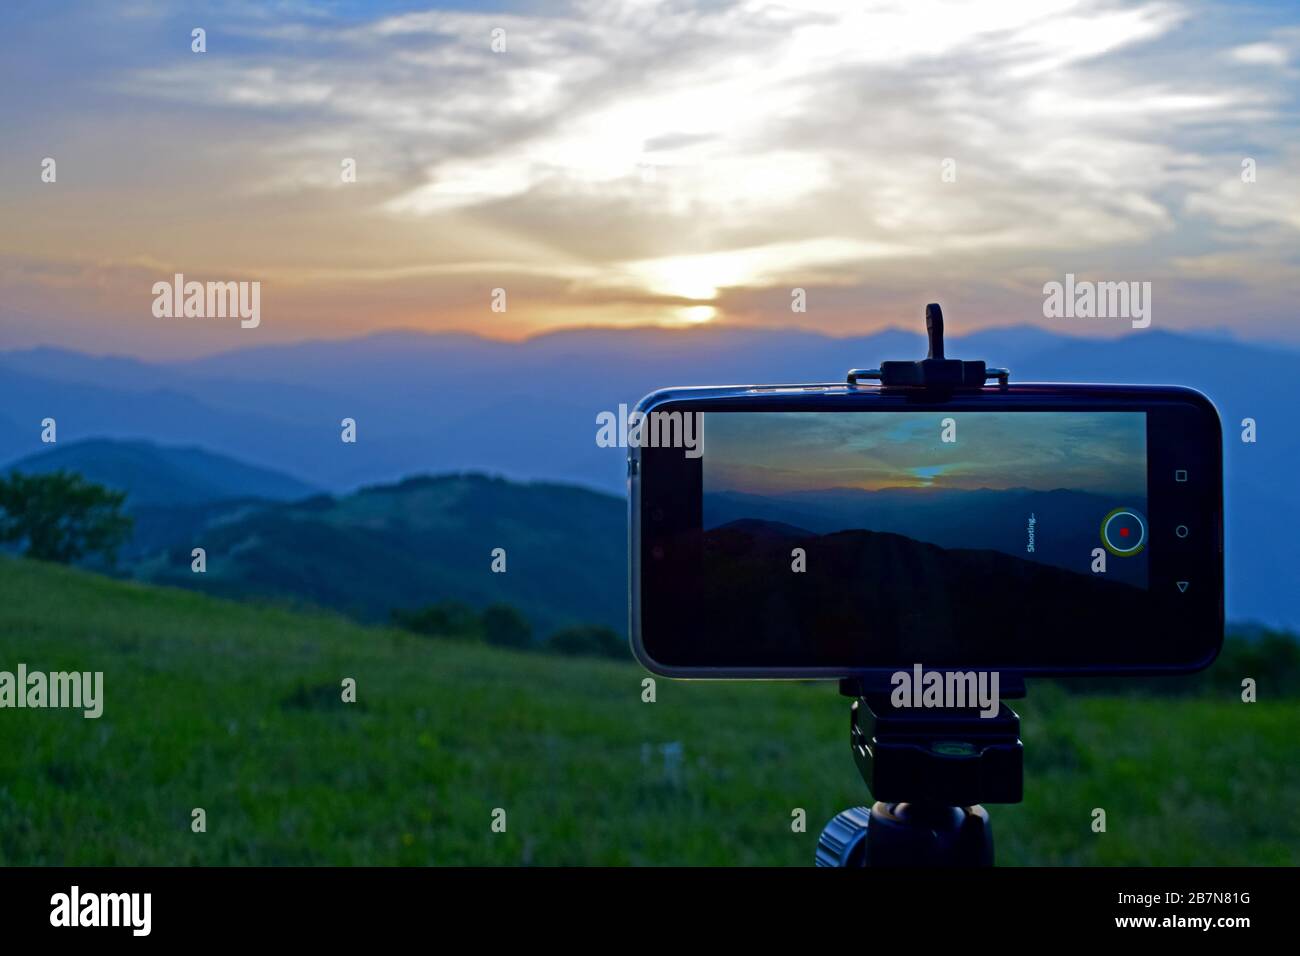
[
  {"left": 0, "top": 555, "right": 1296, "bottom": 865},
  {"left": 130, "top": 473, "right": 627, "bottom": 638}
]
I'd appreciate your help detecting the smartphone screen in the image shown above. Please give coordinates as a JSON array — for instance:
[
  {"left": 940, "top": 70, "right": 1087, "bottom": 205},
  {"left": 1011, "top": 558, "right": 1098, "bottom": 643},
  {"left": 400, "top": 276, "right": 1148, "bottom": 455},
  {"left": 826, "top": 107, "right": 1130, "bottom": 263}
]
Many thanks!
[
  {"left": 705, "top": 409, "right": 1149, "bottom": 585},
  {"left": 633, "top": 386, "right": 1222, "bottom": 677}
]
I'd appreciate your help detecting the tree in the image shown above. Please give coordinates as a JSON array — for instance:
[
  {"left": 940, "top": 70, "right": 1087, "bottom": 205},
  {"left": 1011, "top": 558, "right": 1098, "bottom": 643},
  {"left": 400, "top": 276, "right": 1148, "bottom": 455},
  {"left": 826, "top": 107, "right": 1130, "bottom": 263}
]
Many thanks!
[
  {"left": 0, "top": 470, "right": 133, "bottom": 564},
  {"left": 545, "top": 624, "right": 627, "bottom": 660},
  {"left": 391, "top": 600, "right": 482, "bottom": 640},
  {"left": 481, "top": 603, "right": 532, "bottom": 649}
]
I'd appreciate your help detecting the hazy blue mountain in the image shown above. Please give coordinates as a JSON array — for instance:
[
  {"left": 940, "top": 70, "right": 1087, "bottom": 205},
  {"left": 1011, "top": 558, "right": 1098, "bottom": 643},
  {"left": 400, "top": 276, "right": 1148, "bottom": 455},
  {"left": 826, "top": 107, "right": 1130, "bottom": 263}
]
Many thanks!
[
  {"left": 0, "top": 347, "right": 178, "bottom": 393},
  {"left": 4, "top": 438, "right": 318, "bottom": 507},
  {"left": 1, "top": 324, "right": 1295, "bottom": 628},
  {"left": 0, "top": 413, "right": 29, "bottom": 461},
  {"left": 0, "top": 364, "right": 415, "bottom": 489}
]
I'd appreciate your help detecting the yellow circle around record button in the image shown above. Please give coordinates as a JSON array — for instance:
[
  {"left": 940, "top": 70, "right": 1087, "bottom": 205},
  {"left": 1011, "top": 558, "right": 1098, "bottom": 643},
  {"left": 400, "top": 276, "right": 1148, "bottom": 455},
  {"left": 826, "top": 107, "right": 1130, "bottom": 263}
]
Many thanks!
[{"left": 1101, "top": 507, "right": 1147, "bottom": 557}]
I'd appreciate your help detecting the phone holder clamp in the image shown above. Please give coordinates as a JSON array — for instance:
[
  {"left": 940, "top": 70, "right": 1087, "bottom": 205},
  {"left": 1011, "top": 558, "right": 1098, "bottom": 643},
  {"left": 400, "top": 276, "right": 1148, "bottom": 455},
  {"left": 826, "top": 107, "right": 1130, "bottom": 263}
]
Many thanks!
[{"left": 846, "top": 303, "right": 1010, "bottom": 388}]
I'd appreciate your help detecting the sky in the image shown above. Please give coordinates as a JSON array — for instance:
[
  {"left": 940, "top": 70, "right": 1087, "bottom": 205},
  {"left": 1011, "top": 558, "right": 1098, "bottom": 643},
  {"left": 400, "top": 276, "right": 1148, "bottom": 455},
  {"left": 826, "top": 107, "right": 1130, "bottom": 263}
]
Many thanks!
[
  {"left": 1, "top": 0, "right": 1298, "bottom": 357},
  {"left": 702, "top": 411, "right": 1148, "bottom": 495}
]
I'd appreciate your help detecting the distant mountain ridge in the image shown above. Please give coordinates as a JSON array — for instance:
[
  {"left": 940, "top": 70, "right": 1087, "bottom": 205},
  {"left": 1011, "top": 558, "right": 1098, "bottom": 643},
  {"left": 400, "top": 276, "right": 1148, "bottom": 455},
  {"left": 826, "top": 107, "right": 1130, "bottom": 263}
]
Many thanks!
[
  {"left": 692, "top": 518, "right": 1164, "bottom": 668},
  {"left": 4, "top": 438, "right": 318, "bottom": 507},
  {"left": 0, "top": 324, "right": 1294, "bottom": 629},
  {"left": 705, "top": 485, "right": 1148, "bottom": 586}
]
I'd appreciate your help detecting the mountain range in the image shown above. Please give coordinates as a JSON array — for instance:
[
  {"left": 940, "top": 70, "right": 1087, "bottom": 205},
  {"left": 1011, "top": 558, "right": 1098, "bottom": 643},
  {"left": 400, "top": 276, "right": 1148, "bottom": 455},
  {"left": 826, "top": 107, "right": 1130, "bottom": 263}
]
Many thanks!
[
  {"left": 3, "top": 438, "right": 318, "bottom": 507},
  {"left": 126, "top": 471, "right": 627, "bottom": 637},
  {"left": 0, "top": 324, "right": 1294, "bottom": 628},
  {"left": 704, "top": 485, "right": 1148, "bottom": 587},
  {"left": 687, "top": 518, "right": 1165, "bottom": 668}
]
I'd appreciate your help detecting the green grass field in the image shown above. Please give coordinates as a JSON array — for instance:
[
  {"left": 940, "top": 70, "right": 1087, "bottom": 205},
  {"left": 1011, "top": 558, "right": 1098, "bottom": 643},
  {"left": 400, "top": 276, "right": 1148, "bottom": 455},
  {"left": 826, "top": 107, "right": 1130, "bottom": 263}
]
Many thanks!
[{"left": 1, "top": 555, "right": 1296, "bottom": 865}]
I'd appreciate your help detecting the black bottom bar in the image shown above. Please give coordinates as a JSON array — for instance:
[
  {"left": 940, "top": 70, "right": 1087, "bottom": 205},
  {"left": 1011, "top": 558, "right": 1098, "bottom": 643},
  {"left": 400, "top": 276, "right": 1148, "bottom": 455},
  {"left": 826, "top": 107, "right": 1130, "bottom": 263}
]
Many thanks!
[{"left": 0, "top": 866, "right": 1282, "bottom": 941}]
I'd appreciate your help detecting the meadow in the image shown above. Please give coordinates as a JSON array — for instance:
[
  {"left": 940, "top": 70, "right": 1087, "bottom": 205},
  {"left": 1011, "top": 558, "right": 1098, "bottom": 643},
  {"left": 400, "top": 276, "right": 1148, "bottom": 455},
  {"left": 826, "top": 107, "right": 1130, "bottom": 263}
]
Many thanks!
[{"left": 1, "top": 556, "right": 1295, "bottom": 866}]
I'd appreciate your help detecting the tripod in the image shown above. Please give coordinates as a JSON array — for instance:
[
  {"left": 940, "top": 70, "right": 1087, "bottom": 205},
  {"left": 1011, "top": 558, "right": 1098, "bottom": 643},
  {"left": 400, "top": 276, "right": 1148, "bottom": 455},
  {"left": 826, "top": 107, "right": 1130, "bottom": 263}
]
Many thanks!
[{"left": 815, "top": 684, "right": 1023, "bottom": 867}]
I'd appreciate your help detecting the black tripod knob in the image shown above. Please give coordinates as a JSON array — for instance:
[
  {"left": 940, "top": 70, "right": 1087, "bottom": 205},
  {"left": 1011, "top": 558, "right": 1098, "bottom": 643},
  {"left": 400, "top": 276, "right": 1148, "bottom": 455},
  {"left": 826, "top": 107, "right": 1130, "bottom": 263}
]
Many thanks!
[
  {"left": 814, "top": 806, "right": 872, "bottom": 867},
  {"left": 816, "top": 801, "right": 994, "bottom": 867}
]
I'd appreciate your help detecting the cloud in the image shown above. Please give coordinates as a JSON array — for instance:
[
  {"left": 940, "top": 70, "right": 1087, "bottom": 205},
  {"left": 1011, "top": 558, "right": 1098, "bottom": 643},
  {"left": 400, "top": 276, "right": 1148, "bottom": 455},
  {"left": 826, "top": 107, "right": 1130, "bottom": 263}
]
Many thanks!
[
  {"left": 2, "top": 0, "right": 1299, "bottom": 350},
  {"left": 1228, "top": 41, "right": 1290, "bottom": 66}
]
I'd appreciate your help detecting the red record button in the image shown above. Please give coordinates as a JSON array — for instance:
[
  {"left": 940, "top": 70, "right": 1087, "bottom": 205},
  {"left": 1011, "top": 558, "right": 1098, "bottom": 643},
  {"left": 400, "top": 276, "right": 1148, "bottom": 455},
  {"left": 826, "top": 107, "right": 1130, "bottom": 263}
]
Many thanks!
[{"left": 1101, "top": 507, "right": 1147, "bottom": 556}]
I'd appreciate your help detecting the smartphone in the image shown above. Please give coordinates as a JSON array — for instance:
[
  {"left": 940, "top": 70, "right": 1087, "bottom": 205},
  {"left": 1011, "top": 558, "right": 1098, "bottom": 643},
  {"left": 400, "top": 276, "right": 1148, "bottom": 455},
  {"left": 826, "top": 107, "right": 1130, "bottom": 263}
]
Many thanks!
[{"left": 629, "top": 382, "right": 1223, "bottom": 678}]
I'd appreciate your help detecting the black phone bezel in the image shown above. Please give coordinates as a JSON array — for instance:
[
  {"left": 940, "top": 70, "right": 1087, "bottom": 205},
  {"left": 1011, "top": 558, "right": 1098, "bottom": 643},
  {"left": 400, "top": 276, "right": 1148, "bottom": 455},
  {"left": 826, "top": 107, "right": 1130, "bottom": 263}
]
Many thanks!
[{"left": 630, "top": 382, "right": 1224, "bottom": 680}]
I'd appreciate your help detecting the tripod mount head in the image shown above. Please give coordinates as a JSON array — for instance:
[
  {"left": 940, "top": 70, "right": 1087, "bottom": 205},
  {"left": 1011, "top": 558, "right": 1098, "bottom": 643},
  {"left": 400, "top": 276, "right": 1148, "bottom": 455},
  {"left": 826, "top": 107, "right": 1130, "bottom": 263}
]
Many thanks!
[{"left": 846, "top": 302, "right": 1010, "bottom": 389}]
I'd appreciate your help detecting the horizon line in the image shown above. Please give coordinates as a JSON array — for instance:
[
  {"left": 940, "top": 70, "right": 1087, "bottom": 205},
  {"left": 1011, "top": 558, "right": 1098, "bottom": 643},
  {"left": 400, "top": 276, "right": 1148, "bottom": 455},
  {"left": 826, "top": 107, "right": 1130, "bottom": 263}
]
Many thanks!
[{"left": 0, "top": 320, "right": 1275, "bottom": 365}]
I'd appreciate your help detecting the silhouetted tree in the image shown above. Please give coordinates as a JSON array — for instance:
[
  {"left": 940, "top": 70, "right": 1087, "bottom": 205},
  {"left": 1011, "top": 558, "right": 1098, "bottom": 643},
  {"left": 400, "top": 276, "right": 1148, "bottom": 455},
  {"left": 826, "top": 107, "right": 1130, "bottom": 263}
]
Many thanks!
[
  {"left": 545, "top": 624, "right": 627, "bottom": 660},
  {"left": 0, "top": 470, "right": 133, "bottom": 564},
  {"left": 481, "top": 603, "right": 532, "bottom": 649},
  {"left": 391, "top": 600, "right": 482, "bottom": 640}
]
